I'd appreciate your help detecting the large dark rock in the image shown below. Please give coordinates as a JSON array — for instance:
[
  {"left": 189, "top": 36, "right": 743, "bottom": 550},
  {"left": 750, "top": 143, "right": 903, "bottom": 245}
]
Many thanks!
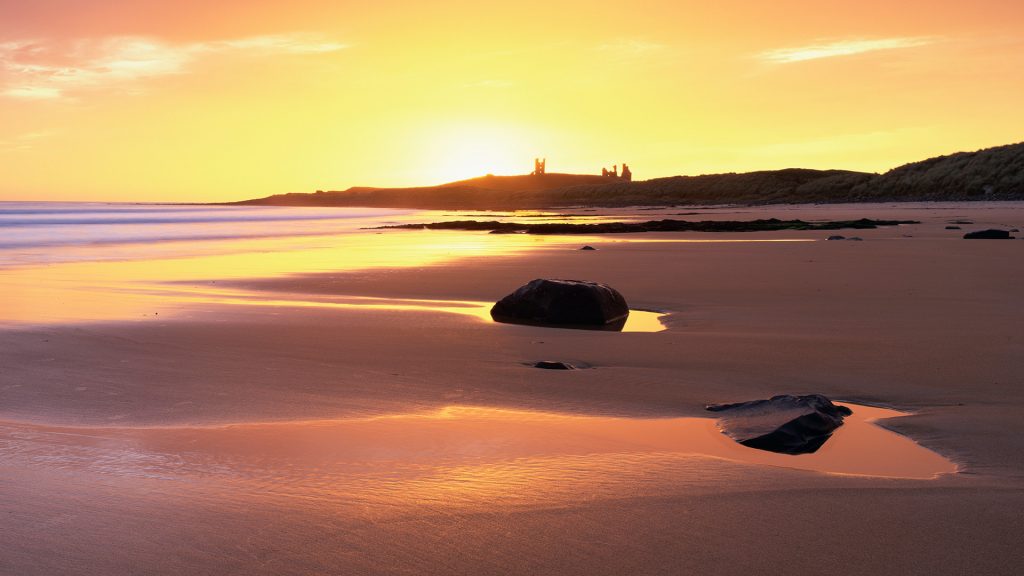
[
  {"left": 491, "top": 279, "right": 630, "bottom": 330},
  {"left": 964, "top": 229, "right": 1013, "bottom": 239},
  {"left": 706, "top": 394, "right": 853, "bottom": 455}
]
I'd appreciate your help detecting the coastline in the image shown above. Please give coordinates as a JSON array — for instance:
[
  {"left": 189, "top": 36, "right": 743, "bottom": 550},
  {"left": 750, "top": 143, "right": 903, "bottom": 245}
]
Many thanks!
[{"left": 228, "top": 141, "right": 1024, "bottom": 210}]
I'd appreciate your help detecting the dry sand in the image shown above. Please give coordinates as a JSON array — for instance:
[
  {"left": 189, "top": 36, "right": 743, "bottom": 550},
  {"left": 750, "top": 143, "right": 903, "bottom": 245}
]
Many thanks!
[{"left": 1, "top": 202, "right": 1022, "bottom": 575}]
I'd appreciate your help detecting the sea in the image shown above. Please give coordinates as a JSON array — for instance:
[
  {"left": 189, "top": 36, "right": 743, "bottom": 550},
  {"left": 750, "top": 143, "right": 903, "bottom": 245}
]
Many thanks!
[{"left": 0, "top": 202, "right": 416, "bottom": 267}]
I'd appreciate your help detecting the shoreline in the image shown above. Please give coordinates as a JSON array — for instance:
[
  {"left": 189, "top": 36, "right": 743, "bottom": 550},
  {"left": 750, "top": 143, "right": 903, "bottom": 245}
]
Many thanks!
[{"left": 1, "top": 201, "right": 1022, "bottom": 574}]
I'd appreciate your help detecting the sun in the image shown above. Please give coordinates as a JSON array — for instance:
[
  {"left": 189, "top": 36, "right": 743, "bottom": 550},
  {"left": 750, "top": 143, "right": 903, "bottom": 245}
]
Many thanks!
[{"left": 415, "top": 121, "right": 537, "bottom": 184}]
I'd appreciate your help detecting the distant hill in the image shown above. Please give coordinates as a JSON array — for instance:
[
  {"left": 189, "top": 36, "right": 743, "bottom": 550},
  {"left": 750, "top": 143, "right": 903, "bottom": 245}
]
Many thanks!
[
  {"left": 440, "top": 173, "right": 611, "bottom": 193},
  {"left": 848, "top": 141, "right": 1024, "bottom": 201},
  {"left": 232, "top": 142, "right": 1024, "bottom": 209}
]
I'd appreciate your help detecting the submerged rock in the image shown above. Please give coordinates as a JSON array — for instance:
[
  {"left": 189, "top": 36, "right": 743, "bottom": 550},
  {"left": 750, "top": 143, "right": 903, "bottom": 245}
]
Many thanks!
[
  {"left": 580, "top": 245, "right": 597, "bottom": 251},
  {"left": 534, "top": 361, "right": 575, "bottom": 370},
  {"left": 706, "top": 394, "right": 853, "bottom": 455},
  {"left": 847, "top": 237, "right": 863, "bottom": 241},
  {"left": 964, "top": 229, "right": 1013, "bottom": 239},
  {"left": 491, "top": 279, "right": 630, "bottom": 330},
  {"left": 945, "top": 226, "right": 961, "bottom": 230},
  {"left": 826, "top": 235, "right": 845, "bottom": 241}
]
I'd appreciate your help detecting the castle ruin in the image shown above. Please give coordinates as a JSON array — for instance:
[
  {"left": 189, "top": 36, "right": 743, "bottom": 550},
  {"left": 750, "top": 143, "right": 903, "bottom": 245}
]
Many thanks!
[
  {"left": 532, "top": 158, "right": 631, "bottom": 181},
  {"left": 602, "top": 163, "right": 632, "bottom": 181}
]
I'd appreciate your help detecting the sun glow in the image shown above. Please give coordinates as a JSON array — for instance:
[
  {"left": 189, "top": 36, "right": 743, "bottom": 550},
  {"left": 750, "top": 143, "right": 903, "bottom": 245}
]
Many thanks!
[{"left": 415, "top": 121, "right": 540, "bottom": 184}]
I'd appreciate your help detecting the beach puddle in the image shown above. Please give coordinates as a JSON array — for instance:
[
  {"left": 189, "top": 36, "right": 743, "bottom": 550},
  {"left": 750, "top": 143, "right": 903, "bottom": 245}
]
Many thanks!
[
  {"left": 0, "top": 404, "right": 956, "bottom": 512},
  {"left": 621, "top": 310, "right": 666, "bottom": 332}
]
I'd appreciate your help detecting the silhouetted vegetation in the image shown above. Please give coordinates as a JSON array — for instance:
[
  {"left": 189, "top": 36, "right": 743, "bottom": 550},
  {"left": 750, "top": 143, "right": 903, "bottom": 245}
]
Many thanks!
[
  {"left": 232, "top": 142, "right": 1024, "bottom": 209},
  {"left": 848, "top": 142, "right": 1024, "bottom": 201}
]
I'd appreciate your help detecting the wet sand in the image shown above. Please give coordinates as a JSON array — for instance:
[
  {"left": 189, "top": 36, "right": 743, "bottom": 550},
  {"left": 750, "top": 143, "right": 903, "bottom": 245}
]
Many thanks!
[{"left": 1, "top": 202, "right": 1023, "bottom": 574}]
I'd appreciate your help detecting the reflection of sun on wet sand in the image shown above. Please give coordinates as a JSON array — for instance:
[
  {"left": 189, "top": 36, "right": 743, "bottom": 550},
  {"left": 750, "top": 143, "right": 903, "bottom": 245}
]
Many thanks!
[
  {"left": 1, "top": 202, "right": 1022, "bottom": 575},
  {"left": 0, "top": 404, "right": 955, "bottom": 510}
]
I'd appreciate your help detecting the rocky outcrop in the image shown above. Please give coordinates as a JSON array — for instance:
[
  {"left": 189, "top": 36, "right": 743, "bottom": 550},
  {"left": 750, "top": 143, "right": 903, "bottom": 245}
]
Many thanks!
[
  {"left": 491, "top": 279, "right": 630, "bottom": 330},
  {"left": 964, "top": 229, "right": 1014, "bottom": 239},
  {"left": 706, "top": 394, "right": 853, "bottom": 455},
  {"left": 375, "top": 218, "right": 918, "bottom": 235}
]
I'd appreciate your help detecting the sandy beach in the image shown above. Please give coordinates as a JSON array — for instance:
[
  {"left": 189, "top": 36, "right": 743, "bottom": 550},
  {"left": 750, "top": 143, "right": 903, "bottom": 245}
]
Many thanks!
[{"left": 1, "top": 202, "right": 1022, "bottom": 575}]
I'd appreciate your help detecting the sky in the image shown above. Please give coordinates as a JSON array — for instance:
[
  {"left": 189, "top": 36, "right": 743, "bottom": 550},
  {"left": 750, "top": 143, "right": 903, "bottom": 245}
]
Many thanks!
[{"left": 1, "top": 0, "right": 1022, "bottom": 202}]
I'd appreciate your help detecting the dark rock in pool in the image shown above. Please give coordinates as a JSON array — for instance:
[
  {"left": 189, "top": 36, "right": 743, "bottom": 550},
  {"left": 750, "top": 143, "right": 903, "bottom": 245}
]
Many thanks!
[
  {"left": 826, "top": 235, "right": 845, "bottom": 241},
  {"left": 847, "top": 237, "right": 863, "bottom": 241},
  {"left": 491, "top": 279, "right": 630, "bottom": 330},
  {"left": 945, "top": 226, "right": 961, "bottom": 230},
  {"left": 706, "top": 394, "right": 853, "bottom": 455},
  {"left": 963, "top": 229, "right": 1013, "bottom": 239},
  {"left": 534, "top": 361, "right": 575, "bottom": 370},
  {"left": 580, "top": 245, "right": 597, "bottom": 251}
]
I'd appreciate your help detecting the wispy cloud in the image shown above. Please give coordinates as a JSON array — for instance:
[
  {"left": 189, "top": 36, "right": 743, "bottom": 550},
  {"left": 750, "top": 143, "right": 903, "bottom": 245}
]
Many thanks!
[
  {"left": 596, "top": 38, "right": 668, "bottom": 58},
  {"left": 0, "top": 34, "right": 348, "bottom": 100},
  {"left": 0, "top": 129, "right": 57, "bottom": 152},
  {"left": 2, "top": 86, "right": 62, "bottom": 100},
  {"left": 215, "top": 35, "right": 348, "bottom": 54},
  {"left": 758, "top": 37, "right": 937, "bottom": 64}
]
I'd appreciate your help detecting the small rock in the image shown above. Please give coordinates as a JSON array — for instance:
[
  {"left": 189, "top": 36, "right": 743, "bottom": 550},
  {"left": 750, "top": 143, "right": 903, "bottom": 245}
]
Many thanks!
[
  {"left": 847, "top": 237, "right": 863, "bottom": 241},
  {"left": 534, "top": 361, "right": 575, "bottom": 370},
  {"left": 964, "top": 229, "right": 1013, "bottom": 240},
  {"left": 580, "top": 245, "right": 597, "bottom": 251},
  {"left": 950, "top": 220, "right": 974, "bottom": 225},
  {"left": 706, "top": 394, "right": 853, "bottom": 455},
  {"left": 945, "top": 226, "right": 961, "bottom": 230},
  {"left": 826, "top": 235, "right": 845, "bottom": 241}
]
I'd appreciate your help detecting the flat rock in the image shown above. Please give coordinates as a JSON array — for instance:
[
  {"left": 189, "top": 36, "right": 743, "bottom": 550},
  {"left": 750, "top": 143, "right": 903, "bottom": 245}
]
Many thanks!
[
  {"left": 533, "top": 361, "right": 575, "bottom": 370},
  {"left": 826, "top": 235, "right": 845, "bottom": 241},
  {"left": 706, "top": 394, "right": 853, "bottom": 455},
  {"left": 945, "top": 226, "right": 961, "bottom": 230},
  {"left": 491, "top": 279, "right": 630, "bottom": 330},
  {"left": 964, "top": 229, "right": 1014, "bottom": 239}
]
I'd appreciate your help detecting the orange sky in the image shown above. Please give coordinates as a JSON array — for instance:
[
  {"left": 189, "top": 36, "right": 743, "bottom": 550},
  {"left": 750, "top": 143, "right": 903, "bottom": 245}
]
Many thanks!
[{"left": 1, "top": 0, "right": 1022, "bottom": 202}]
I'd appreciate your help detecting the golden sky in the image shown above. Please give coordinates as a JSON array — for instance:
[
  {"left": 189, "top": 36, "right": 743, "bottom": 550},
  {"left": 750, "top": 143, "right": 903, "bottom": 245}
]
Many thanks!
[{"left": 1, "top": 0, "right": 1022, "bottom": 202}]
